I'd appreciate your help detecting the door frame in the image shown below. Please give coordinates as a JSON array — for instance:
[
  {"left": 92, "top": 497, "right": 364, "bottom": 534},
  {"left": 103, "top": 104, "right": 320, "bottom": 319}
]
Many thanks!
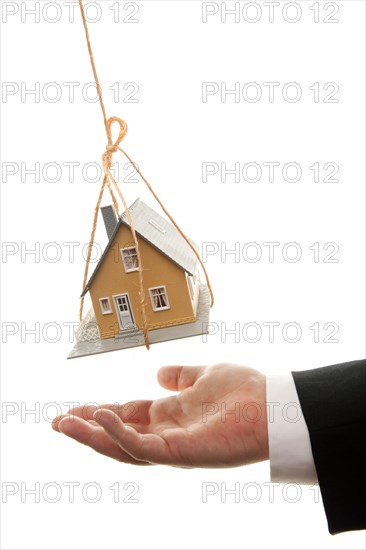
[{"left": 112, "top": 293, "right": 135, "bottom": 331}]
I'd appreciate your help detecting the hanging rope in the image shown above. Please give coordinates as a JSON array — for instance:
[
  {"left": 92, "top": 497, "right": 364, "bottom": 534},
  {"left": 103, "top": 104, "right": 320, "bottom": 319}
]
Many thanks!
[{"left": 78, "top": 0, "right": 214, "bottom": 350}]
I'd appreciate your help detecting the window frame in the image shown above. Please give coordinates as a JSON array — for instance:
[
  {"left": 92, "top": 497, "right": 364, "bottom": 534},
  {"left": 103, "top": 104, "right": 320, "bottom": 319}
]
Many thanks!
[
  {"left": 120, "top": 246, "right": 139, "bottom": 273},
  {"left": 149, "top": 286, "right": 170, "bottom": 312},
  {"left": 99, "top": 297, "right": 112, "bottom": 315}
]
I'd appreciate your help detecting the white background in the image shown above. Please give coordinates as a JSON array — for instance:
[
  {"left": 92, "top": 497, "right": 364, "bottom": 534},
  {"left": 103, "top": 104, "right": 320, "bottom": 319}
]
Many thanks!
[{"left": 1, "top": 1, "right": 365, "bottom": 549}]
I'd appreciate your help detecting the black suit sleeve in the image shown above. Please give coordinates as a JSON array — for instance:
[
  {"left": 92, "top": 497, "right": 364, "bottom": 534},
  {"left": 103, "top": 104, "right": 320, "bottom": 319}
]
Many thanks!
[{"left": 292, "top": 359, "right": 366, "bottom": 535}]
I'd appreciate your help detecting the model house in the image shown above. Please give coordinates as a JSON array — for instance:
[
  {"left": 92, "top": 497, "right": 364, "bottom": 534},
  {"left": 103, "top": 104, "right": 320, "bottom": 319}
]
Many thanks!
[{"left": 80, "top": 199, "right": 202, "bottom": 340}]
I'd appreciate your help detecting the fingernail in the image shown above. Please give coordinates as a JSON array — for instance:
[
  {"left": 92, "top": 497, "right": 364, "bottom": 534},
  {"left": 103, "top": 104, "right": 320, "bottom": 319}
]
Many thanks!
[
  {"left": 93, "top": 409, "right": 103, "bottom": 422},
  {"left": 51, "top": 415, "right": 65, "bottom": 431},
  {"left": 58, "top": 418, "right": 68, "bottom": 433}
]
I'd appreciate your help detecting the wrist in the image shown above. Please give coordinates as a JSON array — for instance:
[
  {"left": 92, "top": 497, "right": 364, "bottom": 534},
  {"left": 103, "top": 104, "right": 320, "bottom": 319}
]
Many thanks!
[{"left": 259, "top": 373, "right": 269, "bottom": 461}]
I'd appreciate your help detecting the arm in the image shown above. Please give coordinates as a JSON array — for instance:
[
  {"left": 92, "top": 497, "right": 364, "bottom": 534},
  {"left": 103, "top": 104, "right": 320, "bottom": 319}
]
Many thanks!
[
  {"left": 292, "top": 359, "right": 366, "bottom": 535},
  {"left": 52, "top": 360, "right": 366, "bottom": 534}
]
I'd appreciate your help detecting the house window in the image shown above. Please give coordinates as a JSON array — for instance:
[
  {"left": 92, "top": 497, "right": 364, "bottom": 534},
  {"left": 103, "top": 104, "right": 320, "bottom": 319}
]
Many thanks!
[
  {"left": 149, "top": 286, "right": 170, "bottom": 311},
  {"left": 121, "top": 247, "right": 139, "bottom": 272},
  {"left": 99, "top": 297, "right": 112, "bottom": 314}
]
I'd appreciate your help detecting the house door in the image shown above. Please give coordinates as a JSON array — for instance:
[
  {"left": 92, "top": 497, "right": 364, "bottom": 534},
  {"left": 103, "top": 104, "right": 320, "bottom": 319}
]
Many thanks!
[{"left": 114, "top": 294, "right": 135, "bottom": 330}]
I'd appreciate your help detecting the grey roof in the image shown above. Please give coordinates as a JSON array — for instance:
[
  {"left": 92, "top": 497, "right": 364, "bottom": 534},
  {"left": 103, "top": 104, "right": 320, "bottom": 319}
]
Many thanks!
[{"left": 81, "top": 198, "right": 198, "bottom": 297}]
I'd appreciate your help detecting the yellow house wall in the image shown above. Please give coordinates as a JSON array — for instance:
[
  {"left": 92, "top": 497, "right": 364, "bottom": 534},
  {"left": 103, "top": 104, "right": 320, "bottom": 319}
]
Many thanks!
[{"left": 89, "top": 225, "right": 196, "bottom": 339}]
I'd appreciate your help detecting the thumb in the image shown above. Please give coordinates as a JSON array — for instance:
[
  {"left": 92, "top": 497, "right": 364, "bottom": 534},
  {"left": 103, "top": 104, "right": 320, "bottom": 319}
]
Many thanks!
[{"left": 157, "top": 365, "right": 206, "bottom": 391}]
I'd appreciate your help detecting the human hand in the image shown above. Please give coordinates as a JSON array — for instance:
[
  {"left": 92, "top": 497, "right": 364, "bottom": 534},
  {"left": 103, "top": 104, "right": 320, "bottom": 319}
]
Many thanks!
[{"left": 52, "top": 363, "right": 269, "bottom": 468}]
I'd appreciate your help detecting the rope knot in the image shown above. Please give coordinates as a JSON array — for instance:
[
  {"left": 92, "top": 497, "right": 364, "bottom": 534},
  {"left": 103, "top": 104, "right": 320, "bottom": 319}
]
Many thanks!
[
  {"left": 102, "top": 117, "right": 128, "bottom": 169},
  {"left": 106, "top": 116, "right": 128, "bottom": 150}
]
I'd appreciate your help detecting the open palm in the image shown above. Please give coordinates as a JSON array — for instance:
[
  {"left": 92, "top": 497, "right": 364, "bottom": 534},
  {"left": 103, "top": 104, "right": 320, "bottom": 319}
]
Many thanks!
[{"left": 52, "top": 364, "right": 269, "bottom": 468}]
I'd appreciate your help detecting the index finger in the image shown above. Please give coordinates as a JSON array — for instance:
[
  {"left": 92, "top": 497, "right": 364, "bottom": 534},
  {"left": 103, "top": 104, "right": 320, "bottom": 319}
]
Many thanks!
[{"left": 52, "top": 400, "right": 152, "bottom": 431}]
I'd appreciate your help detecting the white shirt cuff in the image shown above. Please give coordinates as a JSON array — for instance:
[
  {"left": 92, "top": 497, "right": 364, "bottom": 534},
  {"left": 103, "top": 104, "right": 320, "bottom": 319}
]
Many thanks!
[{"left": 266, "top": 374, "right": 318, "bottom": 485}]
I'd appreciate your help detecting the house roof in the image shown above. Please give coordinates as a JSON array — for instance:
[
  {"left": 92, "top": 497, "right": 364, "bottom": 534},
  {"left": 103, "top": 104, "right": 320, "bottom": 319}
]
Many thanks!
[{"left": 81, "top": 198, "right": 198, "bottom": 297}]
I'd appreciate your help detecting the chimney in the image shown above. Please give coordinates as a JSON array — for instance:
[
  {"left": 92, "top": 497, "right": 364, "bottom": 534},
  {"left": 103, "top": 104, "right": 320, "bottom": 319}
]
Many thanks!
[{"left": 101, "top": 205, "right": 118, "bottom": 241}]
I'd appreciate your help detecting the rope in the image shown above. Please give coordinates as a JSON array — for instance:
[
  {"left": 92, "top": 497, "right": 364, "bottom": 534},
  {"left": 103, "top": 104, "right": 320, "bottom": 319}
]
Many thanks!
[
  {"left": 77, "top": 0, "right": 213, "bottom": 351},
  {"left": 78, "top": 1, "right": 150, "bottom": 348}
]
